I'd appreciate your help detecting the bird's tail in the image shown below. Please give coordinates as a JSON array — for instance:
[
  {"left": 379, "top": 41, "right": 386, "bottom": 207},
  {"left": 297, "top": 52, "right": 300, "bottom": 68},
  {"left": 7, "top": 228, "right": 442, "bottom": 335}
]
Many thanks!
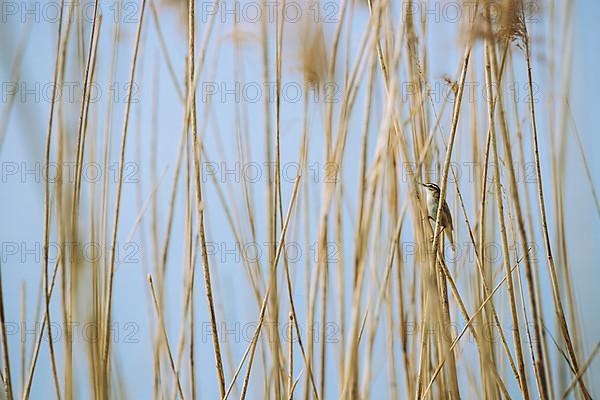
[{"left": 445, "top": 229, "right": 456, "bottom": 252}]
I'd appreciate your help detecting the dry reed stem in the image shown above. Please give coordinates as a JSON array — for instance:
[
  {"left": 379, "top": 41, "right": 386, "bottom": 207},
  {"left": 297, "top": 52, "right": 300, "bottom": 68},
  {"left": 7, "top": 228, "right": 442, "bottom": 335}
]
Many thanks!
[
  {"left": 149, "top": 0, "right": 185, "bottom": 101},
  {"left": 489, "top": 37, "right": 549, "bottom": 398},
  {"left": 561, "top": 341, "right": 600, "bottom": 399},
  {"left": 522, "top": 13, "right": 592, "bottom": 400},
  {"left": 187, "top": 0, "right": 226, "bottom": 396},
  {"left": 1, "top": 0, "right": 596, "bottom": 398},
  {"left": 40, "top": 1, "right": 67, "bottom": 398},
  {"left": 421, "top": 254, "right": 527, "bottom": 398},
  {"left": 147, "top": 275, "right": 185, "bottom": 399},
  {"left": 0, "top": 262, "right": 13, "bottom": 400},
  {"left": 101, "top": 0, "right": 147, "bottom": 389},
  {"left": 288, "top": 312, "right": 294, "bottom": 399},
  {"left": 427, "top": 65, "right": 520, "bottom": 388},
  {"left": 225, "top": 176, "right": 315, "bottom": 399},
  {"left": 0, "top": 23, "right": 33, "bottom": 151},
  {"left": 565, "top": 101, "right": 600, "bottom": 216},
  {"left": 424, "top": 29, "right": 472, "bottom": 400},
  {"left": 23, "top": 256, "right": 61, "bottom": 399},
  {"left": 484, "top": 40, "right": 529, "bottom": 399}
]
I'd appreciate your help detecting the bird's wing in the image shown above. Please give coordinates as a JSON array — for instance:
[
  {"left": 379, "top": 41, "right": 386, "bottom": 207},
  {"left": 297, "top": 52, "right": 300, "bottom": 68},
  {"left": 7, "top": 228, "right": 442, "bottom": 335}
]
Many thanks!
[{"left": 443, "top": 200, "right": 453, "bottom": 230}]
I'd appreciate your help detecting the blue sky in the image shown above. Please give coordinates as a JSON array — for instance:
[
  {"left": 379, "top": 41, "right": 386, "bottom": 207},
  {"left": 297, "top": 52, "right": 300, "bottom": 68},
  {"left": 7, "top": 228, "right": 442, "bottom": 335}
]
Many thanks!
[{"left": 0, "top": 0, "right": 599, "bottom": 398}]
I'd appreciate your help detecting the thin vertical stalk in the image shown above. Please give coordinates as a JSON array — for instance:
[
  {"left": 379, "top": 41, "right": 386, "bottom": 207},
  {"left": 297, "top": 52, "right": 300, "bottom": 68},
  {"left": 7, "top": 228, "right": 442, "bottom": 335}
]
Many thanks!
[
  {"left": 484, "top": 41, "right": 529, "bottom": 399},
  {"left": 101, "top": 0, "right": 147, "bottom": 391},
  {"left": 187, "top": 0, "right": 226, "bottom": 396},
  {"left": 522, "top": 14, "right": 592, "bottom": 400},
  {"left": 41, "top": 1, "right": 66, "bottom": 398}
]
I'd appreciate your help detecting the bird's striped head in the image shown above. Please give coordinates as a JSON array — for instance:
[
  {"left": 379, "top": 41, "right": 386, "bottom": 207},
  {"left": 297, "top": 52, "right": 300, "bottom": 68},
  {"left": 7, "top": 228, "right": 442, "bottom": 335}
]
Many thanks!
[{"left": 420, "top": 182, "right": 441, "bottom": 194}]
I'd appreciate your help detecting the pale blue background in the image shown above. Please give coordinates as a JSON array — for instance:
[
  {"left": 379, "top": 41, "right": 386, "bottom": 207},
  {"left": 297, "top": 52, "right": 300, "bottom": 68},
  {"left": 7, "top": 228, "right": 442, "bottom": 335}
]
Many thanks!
[{"left": 0, "top": 0, "right": 598, "bottom": 398}]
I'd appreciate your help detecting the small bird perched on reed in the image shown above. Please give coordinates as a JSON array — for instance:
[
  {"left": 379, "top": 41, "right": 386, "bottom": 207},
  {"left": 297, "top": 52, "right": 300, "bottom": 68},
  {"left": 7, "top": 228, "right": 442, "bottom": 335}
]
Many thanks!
[{"left": 420, "top": 182, "right": 456, "bottom": 250}]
